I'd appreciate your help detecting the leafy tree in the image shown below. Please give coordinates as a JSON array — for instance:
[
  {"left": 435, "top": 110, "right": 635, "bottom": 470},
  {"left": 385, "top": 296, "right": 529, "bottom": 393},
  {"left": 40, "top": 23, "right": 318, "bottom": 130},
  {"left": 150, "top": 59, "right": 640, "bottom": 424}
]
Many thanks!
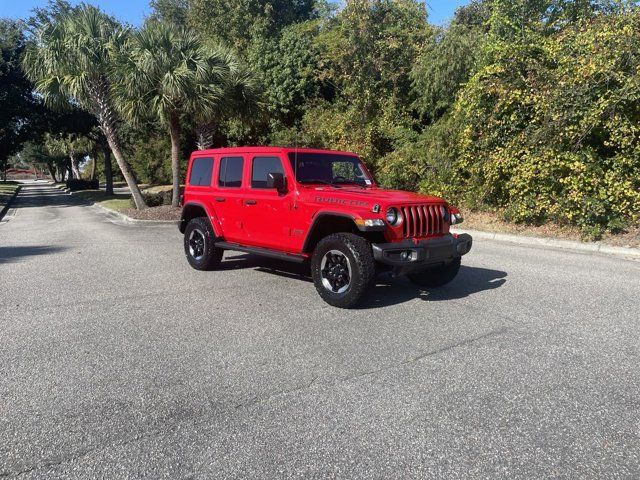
[
  {"left": 252, "top": 20, "right": 326, "bottom": 132},
  {"left": 452, "top": 0, "right": 492, "bottom": 28},
  {"left": 0, "top": 19, "right": 39, "bottom": 179},
  {"left": 150, "top": 0, "right": 189, "bottom": 25},
  {"left": 44, "top": 133, "right": 93, "bottom": 179},
  {"left": 411, "top": 22, "right": 484, "bottom": 122},
  {"left": 23, "top": 4, "right": 148, "bottom": 209},
  {"left": 286, "top": 0, "right": 430, "bottom": 170},
  {"left": 16, "top": 141, "right": 67, "bottom": 182},
  {"left": 188, "top": 0, "right": 316, "bottom": 52},
  {"left": 128, "top": 133, "right": 172, "bottom": 185},
  {"left": 318, "top": 0, "right": 430, "bottom": 118}
]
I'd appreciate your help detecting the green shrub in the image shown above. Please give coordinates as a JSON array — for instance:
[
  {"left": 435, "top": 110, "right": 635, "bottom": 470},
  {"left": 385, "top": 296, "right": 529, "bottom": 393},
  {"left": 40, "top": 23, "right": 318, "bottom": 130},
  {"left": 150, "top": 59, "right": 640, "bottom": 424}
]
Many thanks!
[{"left": 452, "top": 11, "right": 640, "bottom": 234}]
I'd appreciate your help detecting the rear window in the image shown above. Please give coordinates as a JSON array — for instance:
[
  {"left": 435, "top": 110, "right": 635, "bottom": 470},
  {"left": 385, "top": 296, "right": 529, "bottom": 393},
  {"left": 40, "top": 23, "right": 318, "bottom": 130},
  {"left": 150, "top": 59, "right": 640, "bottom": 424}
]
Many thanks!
[
  {"left": 251, "top": 156, "right": 284, "bottom": 189},
  {"left": 218, "top": 156, "right": 244, "bottom": 188},
  {"left": 189, "top": 157, "right": 213, "bottom": 186}
]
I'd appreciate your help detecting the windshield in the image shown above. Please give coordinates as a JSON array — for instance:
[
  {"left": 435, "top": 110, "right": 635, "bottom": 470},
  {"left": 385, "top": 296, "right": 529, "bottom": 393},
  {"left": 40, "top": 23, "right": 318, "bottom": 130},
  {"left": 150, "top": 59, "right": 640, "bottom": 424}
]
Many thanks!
[{"left": 288, "top": 152, "right": 372, "bottom": 187}]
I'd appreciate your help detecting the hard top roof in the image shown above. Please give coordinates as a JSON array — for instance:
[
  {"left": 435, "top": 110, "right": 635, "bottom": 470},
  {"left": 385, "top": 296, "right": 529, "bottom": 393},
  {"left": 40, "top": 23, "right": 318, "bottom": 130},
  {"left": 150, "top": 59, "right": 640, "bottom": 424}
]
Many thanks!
[{"left": 191, "top": 146, "right": 359, "bottom": 157}]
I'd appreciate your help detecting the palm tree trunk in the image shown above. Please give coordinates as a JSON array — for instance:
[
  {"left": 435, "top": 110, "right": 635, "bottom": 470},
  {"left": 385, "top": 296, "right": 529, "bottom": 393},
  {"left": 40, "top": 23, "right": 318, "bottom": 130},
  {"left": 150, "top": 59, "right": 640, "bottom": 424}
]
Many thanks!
[
  {"left": 169, "top": 115, "right": 182, "bottom": 207},
  {"left": 47, "top": 161, "right": 57, "bottom": 182},
  {"left": 90, "top": 146, "right": 98, "bottom": 181},
  {"left": 70, "top": 152, "right": 81, "bottom": 179},
  {"left": 100, "top": 120, "right": 146, "bottom": 210},
  {"left": 103, "top": 146, "right": 114, "bottom": 196}
]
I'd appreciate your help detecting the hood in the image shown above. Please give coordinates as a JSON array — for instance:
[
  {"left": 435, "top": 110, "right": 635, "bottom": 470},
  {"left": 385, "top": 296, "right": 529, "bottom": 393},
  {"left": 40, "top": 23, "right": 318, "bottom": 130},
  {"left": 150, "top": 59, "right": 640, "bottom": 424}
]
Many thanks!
[{"left": 300, "top": 185, "right": 446, "bottom": 206}]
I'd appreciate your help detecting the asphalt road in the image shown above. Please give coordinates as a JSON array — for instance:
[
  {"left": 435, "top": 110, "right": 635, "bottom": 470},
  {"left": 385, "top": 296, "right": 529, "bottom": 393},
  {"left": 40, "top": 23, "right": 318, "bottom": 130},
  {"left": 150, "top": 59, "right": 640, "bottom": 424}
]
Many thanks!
[{"left": 1, "top": 184, "right": 639, "bottom": 479}]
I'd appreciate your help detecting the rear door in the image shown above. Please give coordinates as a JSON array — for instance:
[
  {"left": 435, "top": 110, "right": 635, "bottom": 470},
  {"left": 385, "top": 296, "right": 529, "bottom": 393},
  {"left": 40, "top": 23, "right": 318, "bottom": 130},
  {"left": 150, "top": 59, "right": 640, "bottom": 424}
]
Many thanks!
[
  {"left": 213, "top": 155, "right": 247, "bottom": 243},
  {"left": 186, "top": 154, "right": 214, "bottom": 209},
  {"left": 242, "top": 155, "right": 295, "bottom": 251}
]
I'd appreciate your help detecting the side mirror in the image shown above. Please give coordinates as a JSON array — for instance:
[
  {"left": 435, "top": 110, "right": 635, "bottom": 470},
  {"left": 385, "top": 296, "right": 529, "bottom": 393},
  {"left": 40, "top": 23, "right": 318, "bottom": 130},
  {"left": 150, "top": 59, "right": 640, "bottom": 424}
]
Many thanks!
[{"left": 267, "top": 172, "right": 286, "bottom": 193}]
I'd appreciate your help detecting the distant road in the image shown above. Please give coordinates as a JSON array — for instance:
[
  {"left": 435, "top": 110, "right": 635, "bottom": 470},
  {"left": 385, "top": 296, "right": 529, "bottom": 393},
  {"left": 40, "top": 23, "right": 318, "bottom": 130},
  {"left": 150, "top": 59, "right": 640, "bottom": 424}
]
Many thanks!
[{"left": 1, "top": 185, "right": 639, "bottom": 478}]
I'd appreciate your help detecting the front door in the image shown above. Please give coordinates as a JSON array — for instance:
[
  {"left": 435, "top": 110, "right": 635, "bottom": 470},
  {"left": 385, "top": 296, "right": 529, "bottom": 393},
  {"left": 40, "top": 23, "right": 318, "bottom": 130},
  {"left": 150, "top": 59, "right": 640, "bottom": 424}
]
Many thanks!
[{"left": 242, "top": 155, "right": 294, "bottom": 251}]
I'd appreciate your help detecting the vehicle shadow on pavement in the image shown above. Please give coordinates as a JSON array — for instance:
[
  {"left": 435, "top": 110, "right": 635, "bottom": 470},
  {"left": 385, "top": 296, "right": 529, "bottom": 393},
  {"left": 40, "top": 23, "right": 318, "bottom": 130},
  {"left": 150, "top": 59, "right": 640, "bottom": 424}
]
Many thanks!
[
  {"left": 359, "top": 266, "right": 508, "bottom": 309},
  {"left": 221, "top": 253, "right": 313, "bottom": 282},
  {"left": 221, "top": 253, "right": 507, "bottom": 308},
  {"left": 9, "top": 187, "right": 131, "bottom": 210},
  {"left": 0, "top": 246, "right": 68, "bottom": 264}
]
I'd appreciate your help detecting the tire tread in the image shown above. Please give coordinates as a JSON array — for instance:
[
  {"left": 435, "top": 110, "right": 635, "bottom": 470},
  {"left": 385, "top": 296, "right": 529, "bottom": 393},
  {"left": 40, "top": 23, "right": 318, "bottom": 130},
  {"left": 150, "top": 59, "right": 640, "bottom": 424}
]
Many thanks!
[
  {"left": 311, "top": 233, "right": 375, "bottom": 308},
  {"left": 184, "top": 217, "right": 223, "bottom": 271}
]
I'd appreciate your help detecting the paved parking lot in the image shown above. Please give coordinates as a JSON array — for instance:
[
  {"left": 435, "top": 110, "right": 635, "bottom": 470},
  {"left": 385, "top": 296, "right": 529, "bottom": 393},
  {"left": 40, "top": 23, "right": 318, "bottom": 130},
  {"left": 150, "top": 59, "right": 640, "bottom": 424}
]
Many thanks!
[{"left": 1, "top": 185, "right": 639, "bottom": 478}]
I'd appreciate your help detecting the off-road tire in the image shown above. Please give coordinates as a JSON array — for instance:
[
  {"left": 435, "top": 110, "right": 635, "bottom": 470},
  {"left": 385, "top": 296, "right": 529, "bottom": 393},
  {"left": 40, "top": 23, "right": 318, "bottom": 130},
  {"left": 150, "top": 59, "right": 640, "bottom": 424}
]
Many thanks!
[
  {"left": 311, "top": 233, "right": 376, "bottom": 309},
  {"left": 184, "top": 217, "right": 223, "bottom": 271},
  {"left": 408, "top": 257, "right": 461, "bottom": 288}
]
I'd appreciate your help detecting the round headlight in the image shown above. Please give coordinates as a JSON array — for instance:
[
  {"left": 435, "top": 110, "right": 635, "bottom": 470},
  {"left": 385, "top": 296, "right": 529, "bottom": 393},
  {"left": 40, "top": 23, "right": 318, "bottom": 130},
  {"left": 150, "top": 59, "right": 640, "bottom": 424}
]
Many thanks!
[{"left": 386, "top": 207, "right": 400, "bottom": 226}]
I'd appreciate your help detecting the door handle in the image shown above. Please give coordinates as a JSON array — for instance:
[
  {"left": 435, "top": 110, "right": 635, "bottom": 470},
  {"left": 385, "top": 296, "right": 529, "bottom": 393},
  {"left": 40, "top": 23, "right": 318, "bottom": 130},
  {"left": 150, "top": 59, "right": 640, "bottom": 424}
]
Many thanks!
[
  {"left": 244, "top": 200, "right": 257, "bottom": 205},
  {"left": 215, "top": 197, "right": 225, "bottom": 202}
]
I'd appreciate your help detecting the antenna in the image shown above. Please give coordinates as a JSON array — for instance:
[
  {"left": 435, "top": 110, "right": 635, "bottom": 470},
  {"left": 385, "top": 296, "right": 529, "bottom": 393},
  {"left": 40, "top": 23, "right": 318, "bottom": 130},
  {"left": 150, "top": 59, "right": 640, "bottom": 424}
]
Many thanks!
[
  {"left": 294, "top": 129, "right": 298, "bottom": 180},
  {"left": 292, "top": 129, "right": 299, "bottom": 210}
]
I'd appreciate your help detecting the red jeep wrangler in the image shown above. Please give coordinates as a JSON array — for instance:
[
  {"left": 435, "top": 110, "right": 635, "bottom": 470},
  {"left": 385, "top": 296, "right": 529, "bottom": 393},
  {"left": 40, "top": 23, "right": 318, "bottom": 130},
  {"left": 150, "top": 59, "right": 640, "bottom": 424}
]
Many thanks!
[{"left": 180, "top": 147, "right": 472, "bottom": 308}]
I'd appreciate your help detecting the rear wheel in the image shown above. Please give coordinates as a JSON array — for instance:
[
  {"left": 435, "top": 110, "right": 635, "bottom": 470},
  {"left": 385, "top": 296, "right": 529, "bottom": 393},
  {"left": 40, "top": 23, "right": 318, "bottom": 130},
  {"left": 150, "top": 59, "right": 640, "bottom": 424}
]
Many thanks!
[
  {"left": 311, "top": 233, "right": 375, "bottom": 309},
  {"left": 407, "top": 257, "right": 461, "bottom": 288},
  {"left": 184, "top": 217, "right": 223, "bottom": 270}
]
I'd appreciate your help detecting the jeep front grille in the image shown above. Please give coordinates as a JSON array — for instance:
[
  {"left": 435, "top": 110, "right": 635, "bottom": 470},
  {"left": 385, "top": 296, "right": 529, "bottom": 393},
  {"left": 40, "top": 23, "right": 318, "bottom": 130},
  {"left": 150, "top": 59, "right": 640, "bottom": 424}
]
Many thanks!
[{"left": 401, "top": 204, "right": 447, "bottom": 238}]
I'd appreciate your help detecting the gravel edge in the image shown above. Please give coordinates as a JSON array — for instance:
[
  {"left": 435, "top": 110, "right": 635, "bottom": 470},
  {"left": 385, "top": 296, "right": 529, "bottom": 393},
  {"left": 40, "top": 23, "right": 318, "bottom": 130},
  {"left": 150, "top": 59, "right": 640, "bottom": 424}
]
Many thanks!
[
  {"left": 93, "top": 203, "right": 179, "bottom": 226},
  {"left": 0, "top": 185, "right": 22, "bottom": 222}
]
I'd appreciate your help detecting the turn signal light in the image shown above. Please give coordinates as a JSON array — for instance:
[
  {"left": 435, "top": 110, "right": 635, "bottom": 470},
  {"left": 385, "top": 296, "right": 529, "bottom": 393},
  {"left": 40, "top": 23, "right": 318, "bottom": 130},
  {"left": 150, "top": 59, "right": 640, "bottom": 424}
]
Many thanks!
[{"left": 450, "top": 206, "right": 464, "bottom": 225}]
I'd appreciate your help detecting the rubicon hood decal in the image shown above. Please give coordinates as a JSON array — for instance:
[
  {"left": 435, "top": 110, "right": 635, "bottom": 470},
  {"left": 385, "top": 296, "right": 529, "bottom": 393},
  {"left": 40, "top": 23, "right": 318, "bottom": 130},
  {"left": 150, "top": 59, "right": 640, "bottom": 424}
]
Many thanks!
[{"left": 315, "top": 196, "right": 369, "bottom": 208}]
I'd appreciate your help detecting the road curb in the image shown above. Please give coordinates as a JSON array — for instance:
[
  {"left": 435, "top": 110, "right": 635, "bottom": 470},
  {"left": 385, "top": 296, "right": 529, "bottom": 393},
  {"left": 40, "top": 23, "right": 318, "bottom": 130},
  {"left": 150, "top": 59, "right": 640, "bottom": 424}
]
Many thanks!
[
  {"left": 0, "top": 185, "right": 22, "bottom": 222},
  {"left": 92, "top": 200, "right": 638, "bottom": 258},
  {"left": 93, "top": 203, "right": 179, "bottom": 226},
  {"left": 452, "top": 228, "right": 640, "bottom": 259}
]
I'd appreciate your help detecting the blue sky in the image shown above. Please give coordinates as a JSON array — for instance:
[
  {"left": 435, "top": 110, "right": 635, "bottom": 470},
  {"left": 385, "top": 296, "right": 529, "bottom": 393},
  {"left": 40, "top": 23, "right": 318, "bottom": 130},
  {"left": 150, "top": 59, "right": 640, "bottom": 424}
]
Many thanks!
[{"left": 2, "top": 0, "right": 470, "bottom": 26}]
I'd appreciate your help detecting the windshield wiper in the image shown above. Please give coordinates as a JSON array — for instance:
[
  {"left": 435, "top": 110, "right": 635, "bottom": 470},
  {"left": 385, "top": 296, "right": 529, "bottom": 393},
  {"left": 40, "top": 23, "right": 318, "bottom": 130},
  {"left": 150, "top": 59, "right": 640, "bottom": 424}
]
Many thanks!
[
  {"left": 332, "top": 179, "right": 367, "bottom": 188},
  {"left": 298, "top": 179, "right": 342, "bottom": 188}
]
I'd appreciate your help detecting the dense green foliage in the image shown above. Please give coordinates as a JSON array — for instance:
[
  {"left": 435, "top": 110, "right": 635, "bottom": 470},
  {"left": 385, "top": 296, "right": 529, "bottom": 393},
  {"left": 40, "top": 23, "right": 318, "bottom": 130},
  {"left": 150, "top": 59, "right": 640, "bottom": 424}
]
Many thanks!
[
  {"left": 5, "top": 0, "right": 640, "bottom": 233},
  {"left": 0, "top": 19, "right": 39, "bottom": 176},
  {"left": 455, "top": 6, "right": 640, "bottom": 237}
]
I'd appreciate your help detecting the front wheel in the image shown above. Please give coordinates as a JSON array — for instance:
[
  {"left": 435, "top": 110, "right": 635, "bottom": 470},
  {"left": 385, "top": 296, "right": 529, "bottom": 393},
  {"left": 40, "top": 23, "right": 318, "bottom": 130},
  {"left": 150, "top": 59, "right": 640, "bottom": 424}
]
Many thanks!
[
  {"left": 407, "top": 257, "right": 461, "bottom": 288},
  {"left": 311, "top": 233, "right": 376, "bottom": 309},
  {"left": 184, "top": 217, "right": 223, "bottom": 270}
]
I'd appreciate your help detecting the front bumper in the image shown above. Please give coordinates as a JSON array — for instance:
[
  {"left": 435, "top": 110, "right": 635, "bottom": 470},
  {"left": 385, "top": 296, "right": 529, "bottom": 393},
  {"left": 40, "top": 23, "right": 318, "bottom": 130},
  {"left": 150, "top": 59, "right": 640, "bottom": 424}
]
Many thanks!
[{"left": 372, "top": 234, "right": 473, "bottom": 273}]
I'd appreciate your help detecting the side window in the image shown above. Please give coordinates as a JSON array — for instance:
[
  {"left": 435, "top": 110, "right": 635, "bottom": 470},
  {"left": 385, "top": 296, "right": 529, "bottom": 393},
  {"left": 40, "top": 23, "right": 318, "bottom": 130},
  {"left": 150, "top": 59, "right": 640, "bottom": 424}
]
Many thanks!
[
  {"left": 189, "top": 157, "right": 213, "bottom": 186},
  {"left": 218, "top": 156, "right": 244, "bottom": 188},
  {"left": 251, "top": 156, "right": 284, "bottom": 189}
]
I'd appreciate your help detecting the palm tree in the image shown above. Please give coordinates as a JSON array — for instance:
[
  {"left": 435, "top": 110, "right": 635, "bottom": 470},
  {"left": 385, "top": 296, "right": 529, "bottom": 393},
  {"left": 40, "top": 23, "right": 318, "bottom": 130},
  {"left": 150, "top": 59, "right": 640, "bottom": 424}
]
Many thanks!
[
  {"left": 194, "top": 58, "right": 263, "bottom": 150},
  {"left": 23, "top": 5, "right": 147, "bottom": 209},
  {"left": 115, "top": 21, "right": 231, "bottom": 207}
]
